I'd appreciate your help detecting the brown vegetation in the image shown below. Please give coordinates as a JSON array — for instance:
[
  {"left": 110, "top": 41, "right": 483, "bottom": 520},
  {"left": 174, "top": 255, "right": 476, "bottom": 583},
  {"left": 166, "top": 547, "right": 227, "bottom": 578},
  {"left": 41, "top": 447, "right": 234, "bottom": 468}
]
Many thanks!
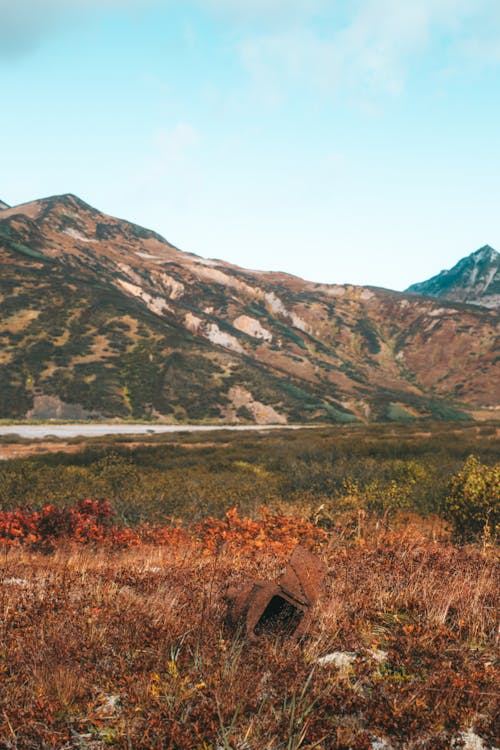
[{"left": 0, "top": 506, "right": 498, "bottom": 749}]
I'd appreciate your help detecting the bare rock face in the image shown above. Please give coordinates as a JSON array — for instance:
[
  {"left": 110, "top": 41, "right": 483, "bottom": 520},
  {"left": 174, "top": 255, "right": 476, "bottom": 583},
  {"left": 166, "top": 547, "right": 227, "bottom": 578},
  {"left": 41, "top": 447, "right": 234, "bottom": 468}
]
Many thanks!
[
  {"left": 225, "top": 546, "right": 326, "bottom": 642},
  {"left": 406, "top": 245, "right": 500, "bottom": 309}
]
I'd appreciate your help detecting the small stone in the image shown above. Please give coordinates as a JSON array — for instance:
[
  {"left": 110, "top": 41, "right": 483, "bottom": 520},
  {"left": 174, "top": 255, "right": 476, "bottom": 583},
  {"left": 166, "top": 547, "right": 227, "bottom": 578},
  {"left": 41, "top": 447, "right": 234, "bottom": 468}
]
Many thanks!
[
  {"left": 371, "top": 738, "right": 393, "bottom": 750},
  {"left": 453, "top": 728, "right": 498, "bottom": 750},
  {"left": 316, "top": 651, "right": 357, "bottom": 668},
  {"left": 367, "top": 648, "right": 388, "bottom": 663}
]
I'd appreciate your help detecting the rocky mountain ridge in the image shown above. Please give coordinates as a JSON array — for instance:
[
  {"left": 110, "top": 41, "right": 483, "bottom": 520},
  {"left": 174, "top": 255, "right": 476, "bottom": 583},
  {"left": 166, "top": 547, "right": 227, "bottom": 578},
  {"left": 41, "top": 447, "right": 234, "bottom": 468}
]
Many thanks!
[
  {"left": 0, "top": 193, "right": 498, "bottom": 422},
  {"left": 407, "top": 245, "right": 500, "bottom": 309}
]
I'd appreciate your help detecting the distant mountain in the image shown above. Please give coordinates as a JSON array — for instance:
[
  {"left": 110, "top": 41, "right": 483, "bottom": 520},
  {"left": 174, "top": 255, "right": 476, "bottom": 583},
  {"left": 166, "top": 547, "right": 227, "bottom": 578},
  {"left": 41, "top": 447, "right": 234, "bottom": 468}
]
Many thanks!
[
  {"left": 0, "top": 193, "right": 498, "bottom": 422},
  {"left": 406, "top": 246, "right": 500, "bottom": 309},
  {"left": 0, "top": 200, "right": 9, "bottom": 210}
]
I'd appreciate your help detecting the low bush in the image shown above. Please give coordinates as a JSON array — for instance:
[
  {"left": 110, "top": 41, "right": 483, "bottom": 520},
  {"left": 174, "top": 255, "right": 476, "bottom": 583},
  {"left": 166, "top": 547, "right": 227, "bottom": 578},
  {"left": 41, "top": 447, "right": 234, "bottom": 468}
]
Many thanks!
[{"left": 444, "top": 455, "right": 500, "bottom": 543}]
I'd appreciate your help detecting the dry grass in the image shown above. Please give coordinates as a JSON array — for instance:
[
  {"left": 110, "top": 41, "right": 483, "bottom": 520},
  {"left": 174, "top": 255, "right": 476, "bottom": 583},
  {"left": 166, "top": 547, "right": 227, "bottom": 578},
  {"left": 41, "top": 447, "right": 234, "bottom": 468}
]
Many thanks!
[{"left": 0, "top": 521, "right": 498, "bottom": 750}]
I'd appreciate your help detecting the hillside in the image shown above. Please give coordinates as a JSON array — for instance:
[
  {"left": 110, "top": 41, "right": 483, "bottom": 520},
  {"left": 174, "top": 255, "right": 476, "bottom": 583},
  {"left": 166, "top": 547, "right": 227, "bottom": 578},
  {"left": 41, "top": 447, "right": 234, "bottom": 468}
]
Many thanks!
[
  {"left": 407, "top": 245, "right": 500, "bottom": 309},
  {"left": 0, "top": 194, "right": 498, "bottom": 422}
]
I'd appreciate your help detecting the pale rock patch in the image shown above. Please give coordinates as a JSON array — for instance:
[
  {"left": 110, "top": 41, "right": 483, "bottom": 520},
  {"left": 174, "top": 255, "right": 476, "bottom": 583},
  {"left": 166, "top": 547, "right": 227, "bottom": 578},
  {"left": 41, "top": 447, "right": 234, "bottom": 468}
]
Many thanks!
[
  {"left": 290, "top": 312, "right": 310, "bottom": 333},
  {"left": 193, "top": 264, "right": 257, "bottom": 297},
  {"left": 157, "top": 272, "right": 185, "bottom": 300},
  {"left": 117, "top": 279, "right": 173, "bottom": 316},
  {"left": 185, "top": 307, "right": 243, "bottom": 352},
  {"left": 63, "top": 227, "right": 95, "bottom": 243},
  {"left": 229, "top": 386, "right": 287, "bottom": 425},
  {"left": 428, "top": 307, "right": 452, "bottom": 317},
  {"left": 206, "top": 323, "right": 244, "bottom": 353},
  {"left": 324, "top": 285, "right": 346, "bottom": 297},
  {"left": 116, "top": 263, "right": 144, "bottom": 286},
  {"left": 191, "top": 257, "right": 219, "bottom": 267},
  {"left": 185, "top": 312, "right": 203, "bottom": 333},
  {"left": 265, "top": 292, "right": 310, "bottom": 333},
  {"left": 360, "top": 289, "right": 375, "bottom": 300},
  {"left": 135, "top": 251, "right": 159, "bottom": 260},
  {"left": 233, "top": 314, "right": 272, "bottom": 342},
  {"left": 265, "top": 291, "right": 288, "bottom": 316},
  {"left": 424, "top": 319, "right": 439, "bottom": 333},
  {"left": 482, "top": 265, "right": 496, "bottom": 291}
]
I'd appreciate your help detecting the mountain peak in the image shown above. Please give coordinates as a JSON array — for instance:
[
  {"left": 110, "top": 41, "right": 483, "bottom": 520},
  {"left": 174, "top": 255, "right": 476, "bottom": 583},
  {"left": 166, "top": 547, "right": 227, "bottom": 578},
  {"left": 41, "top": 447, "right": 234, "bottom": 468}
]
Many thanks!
[
  {"left": 44, "top": 193, "right": 95, "bottom": 210},
  {"left": 406, "top": 246, "right": 500, "bottom": 309},
  {"left": 0, "top": 193, "right": 98, "bottom": 222},
  {"left": 471, "top": 244, "right": 498, "bottom": 261}
]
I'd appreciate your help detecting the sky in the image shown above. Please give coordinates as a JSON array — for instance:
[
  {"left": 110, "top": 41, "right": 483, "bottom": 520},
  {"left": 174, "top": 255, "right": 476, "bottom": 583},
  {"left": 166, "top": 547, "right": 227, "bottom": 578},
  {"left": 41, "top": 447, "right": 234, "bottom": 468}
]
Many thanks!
[{"left": 1, "top": 1, "right": 500, "bottom": 290}]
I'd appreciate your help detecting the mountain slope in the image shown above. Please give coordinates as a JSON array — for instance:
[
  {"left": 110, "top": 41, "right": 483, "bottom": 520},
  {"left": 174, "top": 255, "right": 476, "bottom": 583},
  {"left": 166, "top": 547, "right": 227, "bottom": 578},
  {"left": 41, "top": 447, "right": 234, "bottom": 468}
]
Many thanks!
[
  {"left": 0, "top": 194, "right": 498, "bottom": 422},
  {"left": 406, "top": 245, "right": 500, "bottom": 309},
  {"left": 0, "top": 200, "right": 9, "bottom": 210}
]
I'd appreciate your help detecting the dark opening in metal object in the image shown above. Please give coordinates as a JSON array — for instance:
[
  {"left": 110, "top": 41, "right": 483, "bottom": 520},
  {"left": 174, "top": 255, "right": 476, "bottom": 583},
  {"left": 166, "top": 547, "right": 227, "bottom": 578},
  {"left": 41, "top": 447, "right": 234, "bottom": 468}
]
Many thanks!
[
  {"left": 225, "top": 545, "right": 326, "bottom": 642},
  {"left": 254, "top": 595, "right": 304, "bottom": 637}
]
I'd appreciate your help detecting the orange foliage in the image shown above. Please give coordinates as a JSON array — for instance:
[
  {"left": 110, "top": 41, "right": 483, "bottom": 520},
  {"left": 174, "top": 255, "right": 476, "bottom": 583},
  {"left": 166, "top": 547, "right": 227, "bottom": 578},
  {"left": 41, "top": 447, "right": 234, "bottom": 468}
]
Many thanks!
[
  {"left": 193, "top": 506, "right": 326, "bottom": 555},
  {"left": 0, "top": 502, "right": 324, "bottom": 555}
]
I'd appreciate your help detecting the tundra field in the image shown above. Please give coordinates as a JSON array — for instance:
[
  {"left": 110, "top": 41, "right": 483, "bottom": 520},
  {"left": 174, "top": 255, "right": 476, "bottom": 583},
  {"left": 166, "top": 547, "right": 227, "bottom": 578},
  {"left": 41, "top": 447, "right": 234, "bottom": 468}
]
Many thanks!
[{"left": 0, "top": 423, "right": 498, "bottom": 750}]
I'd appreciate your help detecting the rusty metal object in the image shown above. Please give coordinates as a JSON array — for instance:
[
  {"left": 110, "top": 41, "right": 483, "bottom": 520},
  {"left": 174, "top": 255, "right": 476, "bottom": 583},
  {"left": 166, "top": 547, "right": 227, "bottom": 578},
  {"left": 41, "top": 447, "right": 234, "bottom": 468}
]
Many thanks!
[{"left": 225, "top": 546, "right": 326, "bottom": 641}]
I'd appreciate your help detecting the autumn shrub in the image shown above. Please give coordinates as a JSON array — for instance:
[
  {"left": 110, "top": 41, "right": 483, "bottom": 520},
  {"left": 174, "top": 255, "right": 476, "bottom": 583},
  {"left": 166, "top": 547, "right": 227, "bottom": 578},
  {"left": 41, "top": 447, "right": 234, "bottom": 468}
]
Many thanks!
[
  {"left": 0, "top": 502, "right": 325, "bottom": 559},
  {"left": 0, "top": 498, "right": 133, "bottom": 550},
  {"left": 444, "top": 455, "right": 500, "bottom": 543},
  {"left": 193, "top": 506, "right": 326, "bottom": 555}
]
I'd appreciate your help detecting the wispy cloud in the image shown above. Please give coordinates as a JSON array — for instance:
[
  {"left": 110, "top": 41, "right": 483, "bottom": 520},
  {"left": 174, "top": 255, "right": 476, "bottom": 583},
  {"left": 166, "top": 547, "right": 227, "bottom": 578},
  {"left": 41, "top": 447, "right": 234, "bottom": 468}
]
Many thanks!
[
  {"left": 2, "top": 0, "right": 500, "bottom": 101},
  {"left": 238, "top": 0, "right": 500, "bottom": 103}
]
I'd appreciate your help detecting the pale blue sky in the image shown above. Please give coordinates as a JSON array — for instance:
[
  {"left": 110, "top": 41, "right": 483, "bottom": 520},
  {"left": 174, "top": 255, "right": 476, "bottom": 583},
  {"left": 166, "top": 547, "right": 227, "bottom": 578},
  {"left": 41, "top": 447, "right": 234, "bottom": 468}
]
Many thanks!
[{"left": 1, "top": 1, "right": 499, "bottom": 289}]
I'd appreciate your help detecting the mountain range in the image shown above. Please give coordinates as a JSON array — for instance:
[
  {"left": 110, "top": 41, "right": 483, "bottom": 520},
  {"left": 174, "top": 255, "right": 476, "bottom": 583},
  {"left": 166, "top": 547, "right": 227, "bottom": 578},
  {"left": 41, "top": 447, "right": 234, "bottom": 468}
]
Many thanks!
[{"left": 0, "top": 194, "right": 498, "bottom": 423}]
